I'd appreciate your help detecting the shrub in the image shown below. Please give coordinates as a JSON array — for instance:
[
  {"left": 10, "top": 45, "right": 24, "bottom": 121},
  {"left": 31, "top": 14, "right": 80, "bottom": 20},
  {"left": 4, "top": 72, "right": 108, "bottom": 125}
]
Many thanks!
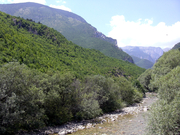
[
  {"left": 147, "top": 98, "right": 180, "bottom": 135},
  {"left": 44, "top": 72, "right": 74, "bottom": 125},
  {"left": 0, "top": 62, "right": 46, "bottom": 134}
]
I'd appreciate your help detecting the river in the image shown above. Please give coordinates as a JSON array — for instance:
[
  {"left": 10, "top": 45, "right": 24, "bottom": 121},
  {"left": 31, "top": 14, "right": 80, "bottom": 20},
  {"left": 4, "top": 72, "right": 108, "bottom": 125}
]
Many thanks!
[{"left": 71, "top": 93, "right": 157, "bottom": 135}]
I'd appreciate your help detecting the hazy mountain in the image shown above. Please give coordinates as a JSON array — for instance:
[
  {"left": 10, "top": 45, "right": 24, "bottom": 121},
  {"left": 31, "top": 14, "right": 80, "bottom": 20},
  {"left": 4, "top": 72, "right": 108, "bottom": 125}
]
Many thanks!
[
  {"left": 121, "top": 46, "right": 164, "bottom": 63},
  {"left": 163, "top": 47, "right": 171, "bottom": 52},
  {"left": 0, "top": 2, "right": 133, "bottom": 63}
]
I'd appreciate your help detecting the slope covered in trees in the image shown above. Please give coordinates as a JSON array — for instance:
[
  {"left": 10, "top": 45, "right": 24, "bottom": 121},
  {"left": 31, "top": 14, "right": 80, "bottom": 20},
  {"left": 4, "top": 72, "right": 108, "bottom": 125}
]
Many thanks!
[
  {"left": 0, "top": 11, "right": 145, "bottom": 134},
  {"left": 131, "top": 55, "right": 153, "bottom": 69},
  {"left": 138, "top": 44, "right": 180, "bottom": 134},
  {"left": 0, "top": 2, "right": 133, "bottom": 63},
  {"left": 0, "top": 11, "right": 144, "bottom": 79}
]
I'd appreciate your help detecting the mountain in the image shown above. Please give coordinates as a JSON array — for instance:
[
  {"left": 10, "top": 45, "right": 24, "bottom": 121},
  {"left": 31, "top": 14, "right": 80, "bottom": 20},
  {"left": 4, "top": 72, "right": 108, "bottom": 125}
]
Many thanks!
[
  {"left": 131, "top": 55, "right": 154, "bottom": 69},
  {"left": 0, "top": 2, "right": 133, "bottom": 63},
  {"left": 172, "top": 42, "right": 180, "bottom": 50},
  {"left": 0, "top": 11, "right": 145, "bottom": 134},
  {"left": 121, "top": 46, "right": 164, "bottom": 63},
  {"left": 163, "top": 47, "right": 171, "bottom": 52},
  {"left": 0, "top": 11, "right": 144, "bottom": 79}
]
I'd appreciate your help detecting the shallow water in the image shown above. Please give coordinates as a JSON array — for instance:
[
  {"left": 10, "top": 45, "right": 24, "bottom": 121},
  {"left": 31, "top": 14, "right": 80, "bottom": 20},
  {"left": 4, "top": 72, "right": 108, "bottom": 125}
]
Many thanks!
[{"left": 72, "top": 93, "right": 157, "bottom": 135}]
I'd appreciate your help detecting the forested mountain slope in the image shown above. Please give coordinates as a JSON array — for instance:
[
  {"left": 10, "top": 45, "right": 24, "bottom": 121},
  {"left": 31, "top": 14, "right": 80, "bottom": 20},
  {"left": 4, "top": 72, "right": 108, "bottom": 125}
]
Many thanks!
[
  {"left": 138, "top": 43, "right": 180, "bottom": 134},
  {"left": 0, "top": 11, "right": 143, "bottom": 79},
  {"left": 0, "top": 2, "right": 133, "bottom": 63},
  {"left": 0, "top": 11, "right": 145, "bottom": 134},
  {"left": 131, "top": 55, "right": 153, "bottom": 69}
]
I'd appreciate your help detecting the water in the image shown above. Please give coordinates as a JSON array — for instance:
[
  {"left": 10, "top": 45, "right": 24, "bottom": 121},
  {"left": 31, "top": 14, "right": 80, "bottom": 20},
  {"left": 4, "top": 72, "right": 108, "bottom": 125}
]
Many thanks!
[{"left": 72, "top": 93, "right": 157, "bottom": 135}]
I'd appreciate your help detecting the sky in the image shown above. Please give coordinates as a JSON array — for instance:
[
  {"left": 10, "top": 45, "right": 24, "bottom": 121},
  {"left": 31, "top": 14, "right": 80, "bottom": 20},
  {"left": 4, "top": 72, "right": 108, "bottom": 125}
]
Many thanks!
[{"left": 0, "top": 0, "right": 180, "bottom": 49}]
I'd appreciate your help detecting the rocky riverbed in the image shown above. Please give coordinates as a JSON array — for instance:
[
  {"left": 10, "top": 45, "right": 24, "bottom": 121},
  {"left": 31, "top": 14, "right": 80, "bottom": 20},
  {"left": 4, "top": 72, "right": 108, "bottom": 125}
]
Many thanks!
[{"left": 19, "top": 93, "right": 157, "bottom": 135}]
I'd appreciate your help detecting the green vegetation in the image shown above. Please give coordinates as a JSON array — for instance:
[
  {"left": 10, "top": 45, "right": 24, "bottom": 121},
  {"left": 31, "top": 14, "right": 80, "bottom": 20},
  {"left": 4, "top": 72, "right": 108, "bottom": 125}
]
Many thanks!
[
  {"left": 0, "top": 2, "right": 133, "bottom": 62},
  {"left": 0, "top": 11, "right": 143, "bottom": 79},
  {"left": 0, "top": 11, "right": 145, "bottom": 134},
  {"left": 0, "top": 62, "right": 144, "bottom": 134},
  {"left": 138, "top": 45, "right": 180, "bottom": 134},
  {"left": 131, "top": 55, "right": 153, "bottom": 69}
]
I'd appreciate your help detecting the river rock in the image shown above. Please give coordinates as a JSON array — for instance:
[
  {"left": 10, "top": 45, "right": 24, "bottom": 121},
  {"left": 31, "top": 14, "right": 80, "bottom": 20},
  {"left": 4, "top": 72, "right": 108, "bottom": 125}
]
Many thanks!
[
  {"left": 86, "top": 123, "right": 92, "bottom": 128},
  {"left": 58, "top": 130, "right": 66, "bottom": 135},
  {"left": 143, "top": 106, "right": 148, "bottom": 111}
]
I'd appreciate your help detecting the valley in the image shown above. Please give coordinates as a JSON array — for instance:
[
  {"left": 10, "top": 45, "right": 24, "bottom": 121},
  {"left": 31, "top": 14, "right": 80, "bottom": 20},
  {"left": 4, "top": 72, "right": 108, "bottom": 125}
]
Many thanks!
[{"left": 0, "top": 1, "right": 179, "bottom": 135}]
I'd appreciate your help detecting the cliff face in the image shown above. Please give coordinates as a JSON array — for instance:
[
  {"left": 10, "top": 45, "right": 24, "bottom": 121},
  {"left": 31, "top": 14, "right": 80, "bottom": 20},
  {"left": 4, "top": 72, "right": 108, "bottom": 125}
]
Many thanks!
[
  {"left": 93, "top": 30, "right": 118, "bottom": 46},
  {"left": 139, "top": 47, "right": 164, "bottom": 63}
]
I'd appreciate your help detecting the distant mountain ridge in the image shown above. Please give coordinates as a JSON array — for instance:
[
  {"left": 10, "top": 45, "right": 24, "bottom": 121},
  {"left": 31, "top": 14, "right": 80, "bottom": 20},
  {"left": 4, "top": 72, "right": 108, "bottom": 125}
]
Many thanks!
[
  {"left": 0, "top": 2, "right": 133, "bottom": 63},
  {"left": 163, "top": 47, "right": 171, "bottom": 52},
  {"left": 121, "top": 46, "right": 164, "bottom": 63}
]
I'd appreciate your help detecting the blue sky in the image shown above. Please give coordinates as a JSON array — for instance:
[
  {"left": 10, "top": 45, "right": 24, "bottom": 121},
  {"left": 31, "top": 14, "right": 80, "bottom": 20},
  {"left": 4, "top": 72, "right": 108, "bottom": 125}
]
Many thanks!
[{"left": 0, "top": 0, "right": 180, "bottom": 48}]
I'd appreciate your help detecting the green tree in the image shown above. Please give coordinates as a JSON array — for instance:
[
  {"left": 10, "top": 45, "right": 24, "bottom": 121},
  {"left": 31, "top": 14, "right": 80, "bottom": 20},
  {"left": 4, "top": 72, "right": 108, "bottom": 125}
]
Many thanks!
[{"left": 0, "top": 62, "right": 46, "bottom": 134}]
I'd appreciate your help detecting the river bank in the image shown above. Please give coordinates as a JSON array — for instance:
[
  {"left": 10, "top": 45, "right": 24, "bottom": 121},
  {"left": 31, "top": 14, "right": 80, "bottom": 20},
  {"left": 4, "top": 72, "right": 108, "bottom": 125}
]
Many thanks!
[{"left": 18, "top": 93, "right": 157, "bottom": 135}]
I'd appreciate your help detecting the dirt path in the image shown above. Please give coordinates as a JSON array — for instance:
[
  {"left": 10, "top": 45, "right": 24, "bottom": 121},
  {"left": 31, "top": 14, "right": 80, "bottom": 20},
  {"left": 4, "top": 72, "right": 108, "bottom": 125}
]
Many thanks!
[{"left": 72, "top": 93, "right": 158, "bottom": 135}]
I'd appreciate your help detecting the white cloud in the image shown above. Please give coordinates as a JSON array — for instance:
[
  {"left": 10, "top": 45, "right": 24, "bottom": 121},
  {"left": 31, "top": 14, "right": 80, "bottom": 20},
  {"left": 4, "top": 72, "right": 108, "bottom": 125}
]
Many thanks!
[
  {"left": 56, "top": 0, "right": 66, "bottom": 4},
  {"left": 1, "top": 0, "right": 46, "bottom": 4},
  {"left": 108, "top": 15, "right": 180, "bottom": 48},
  {"left": 50, "top": 4, "right": 71, "bottom": 12}
]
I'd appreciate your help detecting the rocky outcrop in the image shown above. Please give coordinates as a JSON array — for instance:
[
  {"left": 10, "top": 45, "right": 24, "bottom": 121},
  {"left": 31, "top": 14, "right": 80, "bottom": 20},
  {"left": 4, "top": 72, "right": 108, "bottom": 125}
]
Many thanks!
[{"left": 93, "top": 30, "right": 118, "bottom": 46}]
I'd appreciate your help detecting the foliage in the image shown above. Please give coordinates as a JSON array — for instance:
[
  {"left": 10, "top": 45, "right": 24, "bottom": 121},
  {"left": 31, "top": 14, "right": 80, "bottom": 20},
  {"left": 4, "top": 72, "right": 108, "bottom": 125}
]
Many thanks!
[
  {"left": 0, "top": 63, "right": 144, "bottom": 134},
  {"left": 0, "top": 62, "right": 46, "bottom": 134},
  {"left": 0, "top": 11, "right": 145, "bottom": 134},
  {"left": 138, "top": 69, "right": 152, "bottom": 92},
  {"left": 131, "top": 55, "right": 154, "bottom": 69},
  {"left": 0, "top": 11, "right": 145, "bottom": 80},
  {"left": 145, "top": 49, "right": 180, "bottom": 134},
  {"left": 138, "top": 49, "right": 180, "bottom": 92},
  {"left": 0, "top": 2, "right": 134, "bottom": 62},
  {"left": 147, "top": 97, "right": 180, "bottom": 135}
]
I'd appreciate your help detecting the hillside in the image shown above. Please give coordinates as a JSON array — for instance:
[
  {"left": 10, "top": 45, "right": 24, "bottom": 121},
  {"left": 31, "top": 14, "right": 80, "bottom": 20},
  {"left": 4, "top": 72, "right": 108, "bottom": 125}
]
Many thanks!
[
  {"left": 0, "top": 11, "right": 144, "bottom": 79},
  {"left": 131, "top": 55, "right": 153, "bottom": 69},
  {"left": 138, "top": 43, "right": 180, "bottom": 134},
  {"left": 0, "top": 2, "right": 133, "bottom": 63},
  {"left": 172, "top": 42, "right": 180, "bottom": 50},
  {"left": 0, "top": 11, "right": 145, "bottom": 134}
]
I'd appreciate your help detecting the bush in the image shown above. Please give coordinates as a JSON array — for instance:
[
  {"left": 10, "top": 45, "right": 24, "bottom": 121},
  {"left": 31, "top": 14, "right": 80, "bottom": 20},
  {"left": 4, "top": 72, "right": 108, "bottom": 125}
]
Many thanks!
[
  {"left": 147, "top": 66, "right": 180, "bottom": 134},
  {"left": 158, "top": 66, "right": 180, "bottom": 102},
  {"left": 68, "top": 79, "right": 102, "bottom": 120},
  {"left": 147, "top": 98, "right": 180, "bottom": 135},
  {"left": 86, "top": 75, "right": 123, "bottom": 112},
  {"left": 44, "top": 72, "right": 74, "bottom": 125},
  {"left": 115, "top": 77, "right": 134, "bottom": 105},
  {"left": 0, "top": 62, "right": 46, "bottom": 134},
  {"left": 138, "top": 69, "right": 152, "bottom": 92}
]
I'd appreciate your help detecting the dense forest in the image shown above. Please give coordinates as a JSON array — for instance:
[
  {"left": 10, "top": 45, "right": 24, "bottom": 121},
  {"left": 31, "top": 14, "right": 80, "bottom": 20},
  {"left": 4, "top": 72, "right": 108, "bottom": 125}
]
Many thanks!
[
  {"left": 138, "top": 44, "right": 180, "bottom": 134},
  {"left": 0, "top": 2, "right": 133, "bottom": 62},
  {"left": 0, "top": 11, "right": 145, "bottom": 134}
]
